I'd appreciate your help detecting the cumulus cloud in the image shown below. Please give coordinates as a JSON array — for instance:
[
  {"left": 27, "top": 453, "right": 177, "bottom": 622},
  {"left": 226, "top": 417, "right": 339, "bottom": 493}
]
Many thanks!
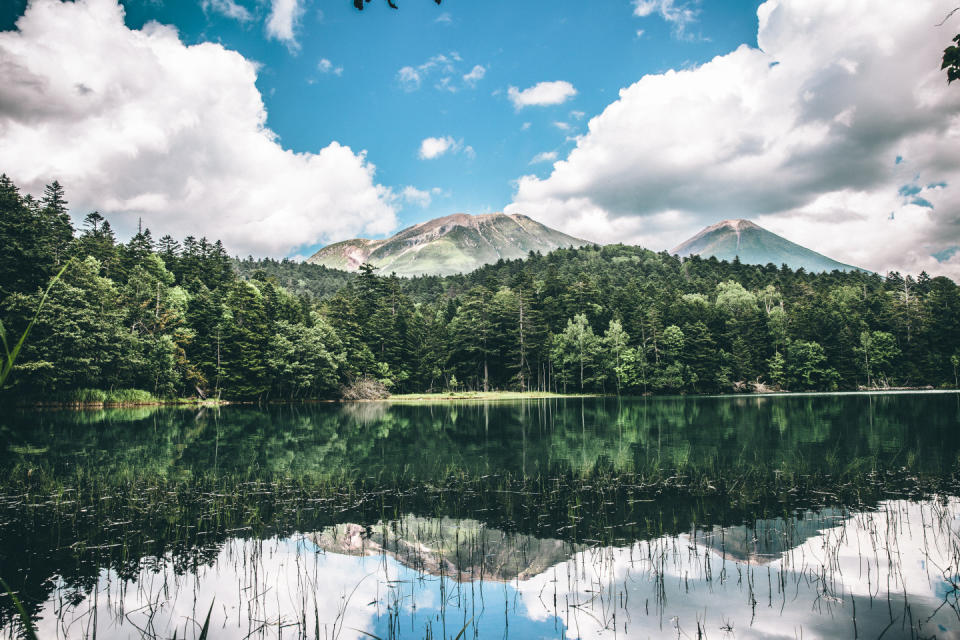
[
  {"left": 419, "top": 137, "right": 456, "bottom": 160},
  {"left": 508, "top": 0, "right": 960, "bottom": 278},
  {"left": 418, "top": 136, "right": 473, "bottom": 160},
  {"left": 317, "top": 57, "right": 343, "bottom": 75},
  {"left": 530, "top": 151, "right": 558, "bottom": 165},
  {"left": 201, "top": 0, "right": 252, "bottom": 22},
  {"left": 265, "top": 0, "right": 303, "bottom": 49},
  {"left": 507, "top": 81, "right": 577, "bottom": 109},
  {"left": 0, "top": 0, "right": 396, "bottom": 257}
]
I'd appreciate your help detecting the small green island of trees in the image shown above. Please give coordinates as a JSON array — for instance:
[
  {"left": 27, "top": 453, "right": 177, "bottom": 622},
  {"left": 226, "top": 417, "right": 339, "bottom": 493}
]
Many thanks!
[{"left": 2, "top": 174, "right": 959, "bottom": 403}]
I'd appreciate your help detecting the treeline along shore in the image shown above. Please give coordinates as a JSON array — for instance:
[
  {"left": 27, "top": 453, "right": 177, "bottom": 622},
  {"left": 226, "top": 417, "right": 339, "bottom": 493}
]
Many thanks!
[{"left": 2, "top": 174, "right": 960, "bottom": 403}]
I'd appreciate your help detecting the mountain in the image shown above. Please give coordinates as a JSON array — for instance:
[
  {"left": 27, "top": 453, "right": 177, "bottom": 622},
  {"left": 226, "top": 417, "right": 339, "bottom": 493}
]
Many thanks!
[
  {"left": 671, "top": 219, "right": 862, "bottom": 272},
  {"left": 306, "top": 212, "right": 589, "bottom": 277}
]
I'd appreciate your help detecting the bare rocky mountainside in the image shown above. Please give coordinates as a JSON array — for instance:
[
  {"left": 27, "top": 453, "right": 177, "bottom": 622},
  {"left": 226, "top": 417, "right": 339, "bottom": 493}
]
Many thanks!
[
  {"left": 306, "top": 212, "right": 589, "bottom": 276},
  {"left": 672, "top": 219, "right": 863, "bottom": 273}
]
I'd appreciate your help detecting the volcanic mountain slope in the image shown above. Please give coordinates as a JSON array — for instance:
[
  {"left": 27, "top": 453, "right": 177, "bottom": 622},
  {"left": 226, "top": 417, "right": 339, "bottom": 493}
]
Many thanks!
[
  {"left": 307, "top": 212, "right": 590, "bottom": 277},
  {"left": 671, "top": 219, "right": 863, "bottom": 272}
]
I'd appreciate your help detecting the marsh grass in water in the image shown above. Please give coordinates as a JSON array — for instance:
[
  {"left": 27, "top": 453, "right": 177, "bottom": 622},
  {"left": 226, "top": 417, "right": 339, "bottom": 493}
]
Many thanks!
[{"left": 4, "top": 499, "right": 960, "bottom": 639}]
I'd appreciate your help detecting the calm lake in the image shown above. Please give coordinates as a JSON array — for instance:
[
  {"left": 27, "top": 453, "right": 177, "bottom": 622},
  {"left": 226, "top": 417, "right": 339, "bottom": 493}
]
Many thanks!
[{"left": 2, "top": 393, "right": 960, "bottom": 639}]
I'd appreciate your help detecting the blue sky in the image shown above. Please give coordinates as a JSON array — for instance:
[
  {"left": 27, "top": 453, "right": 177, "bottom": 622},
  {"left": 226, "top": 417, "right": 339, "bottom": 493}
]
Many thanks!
[
  {"left": 4, "top": 0, "right": 762, "bottom": 226},
  {"left": 1, "top": 0, "right": 959, "bottom": 276},
  {"left": 0, "top": 0, "right": 762, "bottom": 241}
]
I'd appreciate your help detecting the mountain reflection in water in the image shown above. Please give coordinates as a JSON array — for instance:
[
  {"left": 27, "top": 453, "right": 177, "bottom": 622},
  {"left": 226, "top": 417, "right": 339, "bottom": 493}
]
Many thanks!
[{"left": 18, "top": 500, "right": 960, "bottom": 639}]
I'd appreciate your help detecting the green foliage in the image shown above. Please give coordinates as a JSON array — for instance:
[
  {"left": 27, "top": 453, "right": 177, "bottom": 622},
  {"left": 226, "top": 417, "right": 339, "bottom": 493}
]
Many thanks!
[
  {"left": 784, "top": 340, "right": 839, "bottom": 391},
  {"left": 551, "top": 314, "right": 603, "bottom": 392},
  {"left": 0, "top": 262, "right": 69, "bottom": 389},
  {"left": 354, "top": 0, "right": 442, "bottom": 11},
  {"left": 715, "top": 280, "right": 757, "bottom": 318},
  {"left": 217, "top": 280, "right": 270, "bottom": 398},
  {"left": 62, "top": 388, "right": 157, "bottom": 404},
  {"left": 267, "top": 316, "right": 343, "bottom": 399},
  {"left": 943, "top": 33, "right": 960, "bottom": 83},
  {"left": 857, "top": 330, "right": 901, "bottom": 387},
  {"left": 1, "top": 176, "right": 959, "bottom": 401},
  {"left": 2, "top": 257, "right": 137, "bottom": 393},
  {"left": 602, "top": 319, "right": 629, "bottom": 392},
  {"left": 661, "top": 325, "right": 684, "bottom": 360},
  {"left": 768, "top": 351, "right": 786, "bottom": 388},
  {"left": 0, "top": 175, "right": 70, "bottom": 298}
]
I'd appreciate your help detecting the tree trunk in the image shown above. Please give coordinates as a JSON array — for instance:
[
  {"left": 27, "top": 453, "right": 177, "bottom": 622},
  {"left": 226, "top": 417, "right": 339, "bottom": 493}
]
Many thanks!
[{"left": 518, "top": 292, "right": 526, "bottom": 391}]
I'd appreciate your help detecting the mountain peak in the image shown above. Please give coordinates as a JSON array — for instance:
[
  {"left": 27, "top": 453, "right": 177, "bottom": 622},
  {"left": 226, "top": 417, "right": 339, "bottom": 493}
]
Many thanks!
[
  {"left": 672, "top": 219, "right": 863, "bottom": 273},
  {"left": 717, "top": 218, "right": 758, "bottom": 231},
  {"left": 307, "top": 212, "right": 588, "bottom": 277}
]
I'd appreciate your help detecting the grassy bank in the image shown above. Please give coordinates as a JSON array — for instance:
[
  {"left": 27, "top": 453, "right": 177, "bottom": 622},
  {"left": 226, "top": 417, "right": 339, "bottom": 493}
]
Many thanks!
[
  {"left": 385, "top": 391, "right": 599, "bottom": 402},
  {"left": 17, "top": 388, "right": 228, "bottom": 408}
]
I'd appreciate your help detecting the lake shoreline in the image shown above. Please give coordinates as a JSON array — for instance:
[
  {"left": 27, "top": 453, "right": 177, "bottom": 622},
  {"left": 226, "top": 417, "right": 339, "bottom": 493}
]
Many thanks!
[
  {"left": 9, "top": 386, "right": 957, "bottom": 409},
  {"left": 13, "top": 398, "right": 231, "bottom": 409},
  {"left": 378, "top": 391, "right": 600, "bottom": 402}
]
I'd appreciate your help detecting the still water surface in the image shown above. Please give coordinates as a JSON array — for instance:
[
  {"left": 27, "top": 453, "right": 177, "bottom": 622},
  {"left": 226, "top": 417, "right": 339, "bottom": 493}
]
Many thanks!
[{"left": 2, "top": 393, "right": 959, "bottom": 639}]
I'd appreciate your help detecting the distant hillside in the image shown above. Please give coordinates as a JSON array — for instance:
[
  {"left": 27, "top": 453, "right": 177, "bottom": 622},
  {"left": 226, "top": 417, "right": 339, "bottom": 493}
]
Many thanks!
[
  {"left": 671, "top": 219, "right": 863, "bottom": 272},
  {"left": 307, "top": 213, "right": 589, "bottom": 277}
]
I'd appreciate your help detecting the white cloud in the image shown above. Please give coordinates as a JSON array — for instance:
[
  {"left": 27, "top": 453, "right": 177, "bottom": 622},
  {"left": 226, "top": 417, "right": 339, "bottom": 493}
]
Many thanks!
[
  {"left": 462, "top": 64, "right": 486, "bottom": 87},
  {"left": 397, "top": 65, "right": 421, "bottom": 91},
  {"left": 317, "top": 58, "right": 343, "bottom": 76},
  {"left": 418, "top": 136, "right": 473, "bottom": 160},
  {"left": 436, "top": 76, "right": 456, "bottom": 92},
  {"left": 402, "top": 186, "right": 432, "bottom": 207},
  {"left": 633, "top": 0, "right": 698, "bottom": 38},
  {"left": 265, "top": 0, "right": 304, "bottom": 49},
  {"left": 530, "top": 151, "right": 558, "bottom": 164},
  {"left": 0, "top": 0, "right": 396, "bottom": 257},
  {"left": 521, "top": 122, "right": 532, "bottom": 131},
  {"left": 508, "top": 0, "right": 960, "bottom": 278},
  {"left": 552, "top": 121, "right": 571, "bottom": 131},
  {"left": 419, "top": 136, "right": 456, "bottom": 160},
  {"left": 434, "top": 12, "right": 452, "bottom": 24},
  {"left": 635, "top": 29, "right": 645, "bottom": 38},
  {"left": 201, "top": 0, "right": 252, "bottom": 22},
  {"left": 569, "top": 110, "right": 586, "bottom": 120},
  {"left": 397, "top": 52, "right": 482, "bottom": 93},
  {"left": 507, "top": 81, "right": 577, "bottom": 109}
]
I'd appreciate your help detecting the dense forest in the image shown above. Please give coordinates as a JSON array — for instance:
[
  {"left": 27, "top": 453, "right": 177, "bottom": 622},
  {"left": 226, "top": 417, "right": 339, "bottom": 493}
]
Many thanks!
[{"left": 2, "top": 174, "right": 959, "bottom": 401}]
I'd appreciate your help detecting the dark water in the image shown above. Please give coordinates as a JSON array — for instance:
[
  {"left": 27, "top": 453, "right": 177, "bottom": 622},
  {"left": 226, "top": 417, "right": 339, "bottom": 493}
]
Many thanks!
[{"left": 1, "top": 393, "right": 960, "bottom": 639}]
